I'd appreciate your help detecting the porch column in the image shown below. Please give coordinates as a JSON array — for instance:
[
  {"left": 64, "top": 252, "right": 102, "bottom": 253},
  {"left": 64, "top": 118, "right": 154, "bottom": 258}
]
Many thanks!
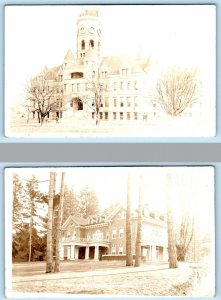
[
  {"left": 94, "top": 246, "right": 99, "bottom": 260},
  {"left": 85, "top": 246, "right": 89, "bottom": 260},
  {"left": 70, "top": 245, "right": 75, "bottom": 260},
  {"left": 152, "top": 245, "right": 157, "bottom": 261},
  {"left": 60, "top": 245, "right": 64, "bottom": 260},
  {"left": 163, "top": 247, "right": 168, "bottom": 261},
  {"left": 75, "top": 246, "right": 79, "bottom": 260}
]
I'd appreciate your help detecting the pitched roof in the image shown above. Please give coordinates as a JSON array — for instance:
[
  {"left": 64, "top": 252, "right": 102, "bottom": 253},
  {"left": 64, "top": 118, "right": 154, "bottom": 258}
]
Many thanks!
[
  {"left": 44, "top": 65, "right": 61, "bottom": 80},
  {"left": 64, "top": 49, "right": 75, "bottom": 61},
  {"left": 101, "top": 55, "right": 144, "bottom": 75},
  {"left": 62, "top": 215, "right": 88, "bottom": 229}
]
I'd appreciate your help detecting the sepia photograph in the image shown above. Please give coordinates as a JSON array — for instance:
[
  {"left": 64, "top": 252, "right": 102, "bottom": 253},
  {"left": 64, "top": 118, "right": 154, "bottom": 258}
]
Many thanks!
[
  {"left": 5, "top": 166, "right": 215, "bottom": 297},
  {"left": 5, "top": 5, "right": 216, "bottom": 138}
]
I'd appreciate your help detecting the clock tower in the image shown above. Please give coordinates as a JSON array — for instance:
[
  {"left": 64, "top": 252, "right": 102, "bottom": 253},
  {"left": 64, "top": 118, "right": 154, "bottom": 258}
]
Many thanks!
[{"left": 76, "top": 9, "right": 102, "bottom": 59}]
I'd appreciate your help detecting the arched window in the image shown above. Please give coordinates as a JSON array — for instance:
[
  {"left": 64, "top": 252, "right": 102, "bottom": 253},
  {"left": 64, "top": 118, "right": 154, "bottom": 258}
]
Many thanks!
[
  {"left": 89, "top": 39, "right": 94, "bottom": 48},
  {"left": 81, "top": 40, "right": 85, "bottom": 50}
]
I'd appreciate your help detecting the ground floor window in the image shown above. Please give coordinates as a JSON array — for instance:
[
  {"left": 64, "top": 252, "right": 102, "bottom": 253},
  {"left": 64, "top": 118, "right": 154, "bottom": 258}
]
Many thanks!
[
  {"left": 127, "top": 112, "right": 130, "bottom": 120},
  {"left": 113, "top": 112, "right": 117, "bottom": 120},
  {"left": 134, "top": 112, "right": 138, "bottom": 120},
  {"left": 111, "top": 245, "right": 116, "bottom": 254},
  {"left": 118, "top": 246, "right": 123, "bottom": 254},
  {"left": 100, "top": 112, "right": 103, "bottom": 120},
  {"left": 105, "top": 112, "right": 108, "bottom": 120},
  {"left": 92, "top": 112, "right": 95, "bottom": 119},
  {"left": 120, "top": 112, "right": 123, "bottom": 120}
]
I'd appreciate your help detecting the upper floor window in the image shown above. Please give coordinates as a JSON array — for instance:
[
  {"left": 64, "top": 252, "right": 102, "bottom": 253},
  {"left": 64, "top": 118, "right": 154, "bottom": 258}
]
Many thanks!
[
  {"left": 119, "top": 228, "right": 124, "bottom": 238},
  {"left": 122, "top": 68, "right": 128, "bottom": 76},
  {"left": 71, "top": 72, "right": 83, "bottom": 79},
  {"left": 112, "top": 229, "right": 117, "bottom": 239}
]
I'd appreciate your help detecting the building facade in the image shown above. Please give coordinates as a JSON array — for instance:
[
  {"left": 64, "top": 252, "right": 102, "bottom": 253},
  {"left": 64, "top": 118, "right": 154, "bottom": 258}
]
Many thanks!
[
  {"left": 30, "top": 9, "right": 157, "bottom": 123},
  {"left": 60, "top": 205, "right": 168, "bottom": 261}
]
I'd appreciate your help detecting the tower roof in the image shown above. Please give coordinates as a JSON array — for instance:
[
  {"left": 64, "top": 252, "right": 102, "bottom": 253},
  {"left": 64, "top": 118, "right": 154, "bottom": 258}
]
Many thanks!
[{"left": 64, "top": 49, "right": 75, "bottom": 61}]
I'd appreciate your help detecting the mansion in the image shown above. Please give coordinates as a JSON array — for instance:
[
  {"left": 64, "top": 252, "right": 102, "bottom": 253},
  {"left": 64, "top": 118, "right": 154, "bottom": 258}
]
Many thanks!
[{"left": 60, "top": 205, "right": 168, "bottom": 261}]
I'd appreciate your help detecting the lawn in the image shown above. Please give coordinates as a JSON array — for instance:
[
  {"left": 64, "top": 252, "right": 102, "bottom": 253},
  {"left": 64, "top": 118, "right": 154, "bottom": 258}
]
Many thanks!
[{"left": 11, "top": 260, "right": 214, "bottom": 296}]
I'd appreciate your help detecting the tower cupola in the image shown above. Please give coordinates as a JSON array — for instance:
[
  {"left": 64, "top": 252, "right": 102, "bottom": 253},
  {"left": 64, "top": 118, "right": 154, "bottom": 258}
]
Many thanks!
[{"left": 76, "top": 9, "right": 102, "bottom": 59}]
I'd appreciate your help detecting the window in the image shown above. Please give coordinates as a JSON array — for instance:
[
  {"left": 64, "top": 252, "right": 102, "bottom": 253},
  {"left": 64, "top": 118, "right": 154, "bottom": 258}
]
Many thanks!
[
  {"left": 134, "top": 96, "right": 138, "bottom": 107},
  {"left": 119, "top": 229, "right": 124, "bottom": 238},
  {"left": 113, "top": 112, "right": 117, "bottom": 120},
  {"left": 120, "top": 82, "right": 123, "bottom": 90},
  {"left": 71, "top": 72, "right": 83, "bottom": 79},
  {"left": 100, "top": 112, "right": 103, "bottom": 120},
  {"left": 118, "top": 246, "right": 123, "bottom": 254},
  {"left": 120, "top": 97, "right": 124, "bottom": 107},
  {"left": 64, "top": 84, "right": 67, "bottom": 92},
  {"left": 89, "top": 39, "right": 94, "bottom": 48},
  {"left": 114, "top": 97, "right": 117, "bottom": 107},
  {"left": 112, "top": 229, "right": 117, "bottom": 239},
  {"left": 105, "top": 112, "right": 108, "bottom": 120},
  {"left": 92, "top": 112, "right": 95, "bottom": 119},
  {"left": 102, "top": 71, "right": 107, "bottom": 79},
  {"left": 81, "top": 40, "right": 85, "bottom": 50},
  {"left": 134, "top": 81, "right": 138, "bottom": 90},
  {"left": 77, "top": 83, "right": 80, "bottom": 92},
  {"left": 127, "top": 81, "right": 130, "bottom": 90},
  {"left": 92, "top": 71, "right": 96, "bottom": 79},
  {"left": 105, "top": 97, "right": 108, "bottom": 107},
  {"left": 127, "top": 97, "right": 131, "bottom": 107},
  {"left": 114, "top": 82, "right": 117, "bottom": 91},
  {"left": 111, "top": 245, "right": 116, "bottom": 254},
  {"left": 127, "top": 112, "right": 130, "bottom": 120},
  {"left": 134, "top": 112, "right": 138, "bottom": 120},
  {"left": 122, "top": 69, "right": 128, "bottom": 76},
  {"left": 120, "top": 112, "right": 123, "bottom": 120},
  {"left": 59, "top": 75, "right": 63, "bottom": 81}
]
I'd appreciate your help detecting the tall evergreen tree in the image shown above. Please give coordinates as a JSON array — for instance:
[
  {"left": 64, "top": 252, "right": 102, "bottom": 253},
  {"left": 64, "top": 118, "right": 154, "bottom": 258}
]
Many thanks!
[
  {"left": 135, "top": 174, "right": 143, "bottom": 267},
  {"left": 46, "top": 172, "right": 56, "bottom": 273},
  {"left": 126, "top": 173, "right": 133, "bottom": 266},
  {"left": 55, "top": 172, "right": 65, "bottom": 272},
  {"left": 79, "top": 186, "right": 99, "bottom": 218}
]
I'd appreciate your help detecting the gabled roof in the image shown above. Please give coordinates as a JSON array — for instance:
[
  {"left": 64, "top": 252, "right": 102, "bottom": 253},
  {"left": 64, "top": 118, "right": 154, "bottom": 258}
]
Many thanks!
[
  {"left": 106, "top": 204, "right": 125, "bottom": 222},
  {"left": 64, "top": 49, "right": 75, "bottom": 61},
  {"left": 62, "top": 215, "right": 88, "bottom": 229},
  {"left": 101, "top": 55, "right": 144, "bottom": 75},
  {"left": 44, "top": 65, "right": 61, "bottom": 80}
]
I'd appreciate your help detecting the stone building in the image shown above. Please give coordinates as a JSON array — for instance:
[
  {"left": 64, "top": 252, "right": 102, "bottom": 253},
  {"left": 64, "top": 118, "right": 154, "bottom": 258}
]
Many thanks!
[
  {"left": 30, "top": 9, "right": 156, "bottom": 123},
  {"left": 60, "top": 205, "right": 168, "bottom": 261}
]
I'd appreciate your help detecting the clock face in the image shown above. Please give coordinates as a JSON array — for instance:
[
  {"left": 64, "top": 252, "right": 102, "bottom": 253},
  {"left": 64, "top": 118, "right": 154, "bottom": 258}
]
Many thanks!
[
  {"left": 80, "top": 27, "right": 86, "bottom": 34},
  {"left": 88, "top": 26, "right": 95, "bottom": 34}
]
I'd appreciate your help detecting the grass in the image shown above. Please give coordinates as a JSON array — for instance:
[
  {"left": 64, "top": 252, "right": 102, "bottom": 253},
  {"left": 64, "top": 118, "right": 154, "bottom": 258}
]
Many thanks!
[{"left": 11, "top": 260, "right": 214, "bottom": 296}]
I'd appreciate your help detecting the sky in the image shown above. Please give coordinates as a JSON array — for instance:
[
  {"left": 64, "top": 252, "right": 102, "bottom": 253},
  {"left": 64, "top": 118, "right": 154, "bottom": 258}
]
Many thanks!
[
  {"left": 6, "top": 166, "right": 215, "bottom": 234},
  {"left": 5, "top": 5, "right": 216, "bottom": 108}
]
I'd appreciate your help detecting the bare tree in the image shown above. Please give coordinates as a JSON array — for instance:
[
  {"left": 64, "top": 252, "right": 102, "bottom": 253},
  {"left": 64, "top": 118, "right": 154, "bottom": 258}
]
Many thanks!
[
  {"left": 152, "top": 67, "right": 200, "bottom": 117},
  {"left": 166, "top": 174, "right": 178, "bottom": 268},
  {"left": 54, "top": 172, "right": 65, "bottom": 272},
  {"left": 126, "top": 173, "right": 133, "bottom": 266},
  {"left": 80, "top": 65, "right": 109, "bottom": 126},
  {"left": 176, "top": 215, "right": 194, "bottom": 261},
  {"left": 46, "top": 172, "right": 56, "bottom": 273},
  {"left": 135, "top": 174, "right": 143, "bottom": 267},
  {"left": 25, "top": 75, "right": 63, "bottom": 125}
]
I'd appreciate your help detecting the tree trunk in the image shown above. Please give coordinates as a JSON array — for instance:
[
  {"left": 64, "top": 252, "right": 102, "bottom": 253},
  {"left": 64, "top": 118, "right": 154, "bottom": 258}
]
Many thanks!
[
  {"left": 166, "top": 174, "right": 178, "bottom": 268},
  {"left": 135, "top": 174, "right": 143, "bottom": 267},
  {"left": 46, "top": 172, "right": 56, "bottom": 273},
  {"left": 54, "top": 172, "right": 65, "bottom": 272},
  {"left": 126, "top": 173, "right": 133, "bottom": 266},
  {"left": 28, "top": 216, "right": 33, "bottom": 262},
  {"left": 95, "top": 112, "right": 100, "bottom": 125}
]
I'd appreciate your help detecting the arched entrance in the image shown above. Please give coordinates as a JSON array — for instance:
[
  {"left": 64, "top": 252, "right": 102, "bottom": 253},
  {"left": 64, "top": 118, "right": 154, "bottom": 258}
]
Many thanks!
[{"left": 70, "top": 98, "right": 83, "bottom": 111}]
